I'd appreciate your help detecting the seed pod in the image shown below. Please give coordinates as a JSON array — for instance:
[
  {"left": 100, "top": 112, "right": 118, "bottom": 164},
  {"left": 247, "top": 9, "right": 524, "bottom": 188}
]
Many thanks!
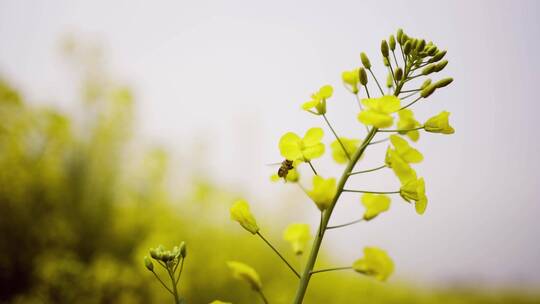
[
  {"left": 429, "top": 50, "right": 447, "bottom": 63},
  {"left": 403, "top": 40, "right": 412, "bottom": 55},
  {"left": 422, "top": 64, "right": 436, "bottom": 75},
  {"left": 381, "top": 40, "right": 389, "bottom": 58},
  {"left": 389, "top": 35, "right": 396, "bottom": 51},
  {"left": 434, "top": 77, "right": 453, "bottom": 88},
  {"left": 421, "top": 79, "right": 432, "bottom": 89},
  {"left": 420, "top": 84, "right": 437, "bottom": 98},
  {"left": 416, "top": 39, "right": 426, "bottom": 52},
  {"left": 434, "top": 60, "right": 448, "bottom": 72},
  {"left": 397, "top": 29, "right": 404, "bottom": 44},
  {"left": 144, "top": 256, "right": 154, "bottom": 271},
  {"left": 360, "top": 52, "right": 371, "bottom": 69},
  {"left": 359, "top": 67, "right": 368, "bottom": 85},
  {"left": 394, "top": 67, "right": 403, "bottom": 81}
]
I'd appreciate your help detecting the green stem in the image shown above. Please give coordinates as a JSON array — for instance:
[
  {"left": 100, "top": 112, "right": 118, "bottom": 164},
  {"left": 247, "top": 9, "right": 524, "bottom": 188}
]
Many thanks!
[
  {"left": 257, "top": 232, "right": 300, "bottom": 278},
  {"left": 292, "top": 127, "right": 378, "bottom": 303},
  {"left": 307, "top": 161, "right": 318, "bottom": 176},
  {"left": 368, "top": 137, "right": 389, "bottom": 145},
  {"left": 349, "top": 164, "right": 386, "bottom": 175},
  {"left": 368, "top": 68, "right": 385, "bottom": 95},
  {"left": 151, "top": 271, "right": 174, "bottom": 295},
  {"left": 175, "top": 258, "right": 185, "bottom": 286},
  {"left": 326, "top": 219, "right": 363, "bottom": 230},
  {"left": 342, "top": 189, "right": 400, "bottom": 194},
  {"left": 310, "top": 266, "right": 353, "bottom": 274},
  {"left": 166, "top": 268, "right": 181, "bottom": 304},
  {"left": 400, "top": 96, "right": 422, "bottom": 110},
  {"left": 377, "top": 126, "right": 424, "bottom": 132},
  {"left": 363, "top": 84, "right": 371, "bottom": 98},
  {"left": 323, "top": 114, "right": 351, "bottom": 161},
  {"left": 257, "top": 289, "right": 270, "bottom": 304}
]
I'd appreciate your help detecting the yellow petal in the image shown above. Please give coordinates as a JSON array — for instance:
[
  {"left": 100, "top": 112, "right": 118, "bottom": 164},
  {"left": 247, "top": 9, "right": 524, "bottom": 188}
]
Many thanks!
[
  {"left": 353, "top": 247, "right": 394, "bottom": 282},
  {"left": 283, "top": 223, "right": 311, "bottom": 255},
  {"left": 358, "top": 110, "right": 394, "bottom": 128},
  {"left": 361, "top": 194, "right": 391, "bottom": 220},
  {"left": 227, "top": 261, "right": 262, "bottom": 291},
  {"left": 230, "top": 200, "right": 259, "bottom": 234},
  {"left": 279, "top": 132, "right": 302, "bottom": 160}
]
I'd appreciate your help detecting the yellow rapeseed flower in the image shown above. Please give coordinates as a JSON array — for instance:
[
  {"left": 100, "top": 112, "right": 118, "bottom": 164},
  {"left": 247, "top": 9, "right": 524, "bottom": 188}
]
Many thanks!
[
  {"left": 283, "top": 223, "right": 311, "bottom": 255},
  {"left": 230, "top": 200, "right": 259, "bottom": 234},
  {"left": 389, "top": 135, "right": 423, "bottom": 164},
  {"left": 361, "top": 194, "right": 391, "bottom": 220},
  {"left": 400, "top": 177, "right": 428, "bottom": 214},
  {"left": 302, "top": 85, "right": 333, "bottom": 115},
  {"left": 279, "top": 128, "right": 325, "bottom": 162},
  {"left": 424, "top": 111, "right": 455, "bottom": 134},
  {"left": 357, "top": 95, "right": 401, "bottom": 128},
  {"left": 227, "top": 261, "right": 262, "bottom": 291},
  {"left": 353, "top": 247, "right": 394, "bottom": 282},
  {"left": 397, "top": 109, "right": 421, "bottom": 141},
  {"left": 331, "top": 137, "right": 360, "bottom": 164},
  {"left": 342, "top": 69, "right": 360, "bottom": 94},
  {"left": 307, "top": 175, "right": 337, "bottom": 211}
]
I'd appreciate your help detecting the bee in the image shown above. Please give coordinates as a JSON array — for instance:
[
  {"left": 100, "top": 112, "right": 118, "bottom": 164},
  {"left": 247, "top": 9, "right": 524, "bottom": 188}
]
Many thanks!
[{"left": 277, "top": 159, "right": 294, "bottom": 178}]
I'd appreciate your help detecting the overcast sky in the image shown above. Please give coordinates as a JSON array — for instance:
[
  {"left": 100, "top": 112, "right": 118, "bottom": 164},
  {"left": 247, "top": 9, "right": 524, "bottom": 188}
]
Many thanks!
[{"left": 1, "top": 0, "right": 539, "bottom": 287}]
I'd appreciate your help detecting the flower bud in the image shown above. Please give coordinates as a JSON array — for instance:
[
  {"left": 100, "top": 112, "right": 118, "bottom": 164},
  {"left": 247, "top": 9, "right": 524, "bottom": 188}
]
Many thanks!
[
  {"left": 434, "top": 77, "right": 453, "bottom": 88},
  {"left": 397, "top": 29, "right": 404, "bottom": 44},
  {"left": 360, "top": 52, "right": 371, "bottom": 69},
  {"left": 411, "top": 39, "right": 418, "bottom": 51},
  {"left": 426, "top": 45, "right": 438, "bottom": 56},
  {"left": 381, "top": 40, "right": 389, "bottom": 58},
  {"left": 403, "top": 40, "right": 412, "bottom": 55},
  {"left": 429, "top": 50, "right": 447, "bottom": 63},
  {"left": 421, "top": 64, "right": 436, "bottom": 75},
  {"left": 144, "top": 256, "right": 154, "bottom": 271},
  {"left": 416, "top": 39, "right": 426, "bottom": 52},
  {"left": 434, "top": 60, "right": 448, "bottom": 72},
  {"left": 230, "top": 199, "right": 260, "bottom": 234},
  {"left": 150, "top": 248, "right": 159, "bottom": 259},
  {"left": 394, "top": 67, "right": 403, "bottom": 81},
  {"left": 179, "top": 241, "right": 187, "bottom": 258},
  {"left": 359, "top": 67, "right": 368, "bottom": 85},
  {"left": 420, "top": 84, "right": 437, "bottom": 98},
  {"left": 386, "top": 72, "right": 393, "bottom": 88},
  {"left": 401, "top": 33, "right": 409, "bottom": 45},
  {"left": 421, "top": 79, "right": 432, "bottom": 89},
  {"left": 424, "top": 111, "right": 455, "bottom": 134},
  {"left": 389, "top": 35, "right": 396, "bottom": 50},
  {"left": 383, "top": 56, "right": 390, "bottom": 67}
]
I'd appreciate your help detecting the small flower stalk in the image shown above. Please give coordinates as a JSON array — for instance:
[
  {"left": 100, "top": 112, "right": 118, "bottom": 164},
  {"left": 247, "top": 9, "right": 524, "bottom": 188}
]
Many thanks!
[{"left": 144, "top": 243, "right": 188, "bottom": 304}]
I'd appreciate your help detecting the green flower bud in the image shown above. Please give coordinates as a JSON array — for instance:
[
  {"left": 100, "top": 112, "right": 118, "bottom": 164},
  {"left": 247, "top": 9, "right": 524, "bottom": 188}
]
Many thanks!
[
  {"left": 429, "top": 50, "right": 447, "bottom": 63},
  {"left": 403, "top": 40, "right": 412, "bottom": 55},
  {"left": 397, "top": 29, "right": 404, "bottom": 44},
  {"left": 381, "top": 40, "right": 389, "bottom": 58},
  {"left": 360, "top": 52, "right": 371, "bottom": 69},
  {"left": 150, "top": 248, "right": 159, "bottom": 259},
  {"left": 386, "top": 72, "right": 393, "bottom": 88},
  {"left": 421, "top": 79, "right": 432, "bottom": 89},
  {"left": 359, "top": 67, "right": 368, "bottom": 85},
  {"left": 420, "top": 84, "right": 437, "bottom": 98},
  {"left": 401, "top": 33, "right": 409, "bottom": 45},
  {"left": 389, "top": 35, "right": 396, "bottom": 51},
  {"left": 434, "top": 77, "right": 453, "bottom": 88},
  {"left": 383, "top": 57, "right": 390, "bottom": 67},
  {"left": 179, "top": 241, "right": 187, "bottom": 258},
  {"left": 426, "top": 45, "right": 438, "bottom": 56},
  {"left": 411, "top": 39, "right": 418, "bottom": 51},
  {"left": 421, "top": 64, "right": 436, "bottom": 75},
  {"left": 416, "top": 39, "right": 426, "bottom": 52},
  {"left": 394, "top": 67, "right": 403, "bottom": 81},
  {"left": 434, "top": 60, "right": 448, "bottom": 72},
  {"left": 144, "top": 256, "right": 154, "bottom": 271}
]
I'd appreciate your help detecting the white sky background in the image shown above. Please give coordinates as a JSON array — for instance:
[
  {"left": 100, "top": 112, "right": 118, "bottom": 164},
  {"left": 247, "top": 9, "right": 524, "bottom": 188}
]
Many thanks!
[{"left": 1, "top": 0, "right": 539, "bottom": 287}]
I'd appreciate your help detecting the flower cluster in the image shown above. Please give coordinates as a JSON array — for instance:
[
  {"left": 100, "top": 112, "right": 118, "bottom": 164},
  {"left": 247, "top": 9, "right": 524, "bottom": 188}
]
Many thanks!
[{"left": 143, "top": 243, "right": 187, "bottom": 303}]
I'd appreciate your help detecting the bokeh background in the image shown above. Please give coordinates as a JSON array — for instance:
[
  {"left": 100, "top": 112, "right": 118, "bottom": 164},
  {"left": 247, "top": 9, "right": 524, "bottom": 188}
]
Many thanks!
[{"left": 1, "top": 0, "right": 539, "bottom": 303}]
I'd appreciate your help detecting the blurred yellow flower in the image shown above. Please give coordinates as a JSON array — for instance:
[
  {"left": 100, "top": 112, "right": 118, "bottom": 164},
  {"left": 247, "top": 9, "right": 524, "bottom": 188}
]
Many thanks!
[
  {"left": 342, "top": 69, "right": 360, "bottom": 94},
  {"left": 397, "top": 109, "right": 421, "bottom": 141},
  {"left": 302, "top": 85, "right": 333, "bottom": 115},
  {"left": 353, "top": 247, "right": 394, "bottom": 282},
  {"left": 424, "top": 111, "right": 455, "bottom": 134},
  {"left": 357, "top": 95, "right": 401, "bottom": 128},
  {"left": 230, "top": 200, "right": 259, "bottom": 234},
  {"left": 389, "top": 135, "right": 423, "bottom": 164},
  {"left": 307, "top": 176, "right": 337, "bottom": 211},
  {"left": 227, "top": 261, "right": 262, "bottom": 291},
  {"left": 361, "top": 194, "right": 391, "bottom": 220},
  {"left": 279, "top": 128, "right": 325, "bottom": 162},
  {"left": 283, "top": 223, "right": 311, "bottom": 255},
  {"left": 331, "top": 137, "right": 360, "bottom": 164},
  {"left": 209, "top": 301, "right": 231, "bottom": 304},
  {"left": 385, "top": 148, "right": 417, "bottom": 185},
  {"left": 400, "top": 177, "right": 428, "bottom": 215}
]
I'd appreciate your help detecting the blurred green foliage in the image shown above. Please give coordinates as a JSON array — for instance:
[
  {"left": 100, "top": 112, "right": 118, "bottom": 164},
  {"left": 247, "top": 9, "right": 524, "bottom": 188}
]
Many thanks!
[{"left": 0, "top": 48, "right": 538, "bottom": 304}]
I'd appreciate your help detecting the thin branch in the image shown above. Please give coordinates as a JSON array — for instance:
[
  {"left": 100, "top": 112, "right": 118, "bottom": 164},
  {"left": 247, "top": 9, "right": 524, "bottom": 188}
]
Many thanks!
[
  {"left": 257, "top": 232, "right": 301, "bottom": 278},
  {"left": 368, "top": 68, "right": 385, "bottom": 95},
  {"left": 307, "top": 161, "right": 318, "bottom": 176},
  {"left": 326, "top": 219, "right": 363, "bottom": 230},
  {"left": 151, "top": 271, "right": 174, "bottom": 295},
  {"left": 400, "top": 96, "right": 423, "bottom": 110},
  {"left": 377, "top": 126, "right": 424, "bottom": 133},
  {"left": 310, "top": 266, "right": 353, "bottom": 274},
  {"left": 368, "top": 137, "right": 389, "bottom": 145},
  {"left": 349, "top": 165, "right": 386, "bottom": 176},
  {"left": 257, "top": 289, "right": 270, "bottom": 304},
  {"left": 323, "top": 114, "right": 351, "bottom": 160},
  {"left": 342, "top": 189, "right": 400, "bottom": 194}
]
